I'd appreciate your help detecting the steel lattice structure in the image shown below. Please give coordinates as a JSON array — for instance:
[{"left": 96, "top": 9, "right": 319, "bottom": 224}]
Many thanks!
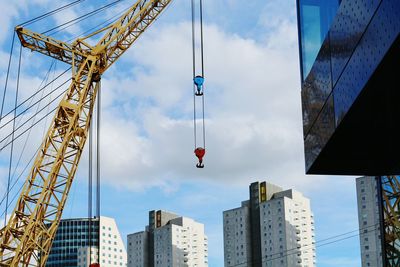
[
  {"left": 0, "top": 0, "right": 173, "bottom": 266},
  {"left": 380, "top": 176, "right": 400, "bottom": 267}
]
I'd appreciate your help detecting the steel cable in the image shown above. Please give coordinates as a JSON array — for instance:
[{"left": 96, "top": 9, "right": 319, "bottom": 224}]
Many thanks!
[
  {"left": 0, "top": 89, "right": 67, "bottom": 152},
  {"left": 4, "top": 46, "right": 22, "bottom": 225},
  {"left": 19, "top": 0, "right": 86, "bottom": 27},
  {"left": 0, "top": 77, "right": 69, "bottom": 134},
  {"left": 96, "top": 81, "right": 101, "bottom": 261},
  {"left": 0, "top": 32, "right": 16, "bottom": 126},
  {"left": 191, "top": 0, "right": 197, "bottom": 149},
  {"left": 191, "top": 0, "right": 206, "bottom": 150},
  {"left": 0, "top": 64, "right": 68, "bottom": 226},
  {"left": 43, "top": 0, "right": 125, "bottom": 36},
  {"left": 67, "top": 3, "right": 132, "bottom": 42},
  {"left": 9, "top": 64, "right": 53, "bottom": 182},
  {"left": 8, "top": 61, "right": 58, "bottom": 202},
  {"left": 0, "top": 67, "right": 70, "bottom": 123}
]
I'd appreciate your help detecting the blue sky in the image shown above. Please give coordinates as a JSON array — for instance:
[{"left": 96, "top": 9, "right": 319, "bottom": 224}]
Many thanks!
[{"left": 0, "top": 0, "right": 362, "bottom": 266}]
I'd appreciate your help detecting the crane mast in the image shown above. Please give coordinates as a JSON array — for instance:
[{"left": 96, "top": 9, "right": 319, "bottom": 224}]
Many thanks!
[{"left": 0, "top": 0, "right": 172, "bottom": 266}]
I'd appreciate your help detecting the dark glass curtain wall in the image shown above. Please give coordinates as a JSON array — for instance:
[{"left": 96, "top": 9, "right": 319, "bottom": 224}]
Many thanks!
[{"left": 297, "top": 0, "right": 341, "bottom": 81}]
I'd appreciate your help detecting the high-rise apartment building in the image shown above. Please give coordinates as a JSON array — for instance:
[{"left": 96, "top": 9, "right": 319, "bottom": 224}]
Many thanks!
[
  {"left": 223, "top": 181, "right": 315, "bottom": 267},
  {"left": 356, "top": 177, "right": 383, "bottom": 267},
  {"left": 46, "top": 216, "right": 127, "bottom": 267},
  {"left": 127, "top": 210, "right": 208, "bottom": 267}
]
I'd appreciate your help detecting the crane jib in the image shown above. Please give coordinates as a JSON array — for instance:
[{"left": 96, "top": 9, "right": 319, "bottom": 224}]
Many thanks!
[{"left": 0, "top": 0, "right": 173, "bottom": 266}]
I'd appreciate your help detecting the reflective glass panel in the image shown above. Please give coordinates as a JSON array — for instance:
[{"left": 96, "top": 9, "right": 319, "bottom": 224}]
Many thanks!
[{"left": 297, "top": 0, "right": 341, "bottom": 81}]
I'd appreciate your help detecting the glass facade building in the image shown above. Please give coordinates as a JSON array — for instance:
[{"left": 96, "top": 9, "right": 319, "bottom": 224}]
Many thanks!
[
  {"left": 45, "top": 217, "right": 127, "bottom": 267},
  {"left": 297, "top": 1, "right": 400, "bottom": 265},
  {"left": 46, "top": 218, "right": 100, "bottom": 267},
  {"left": 297, "top": 0, "right": 400, "bottom": 175},
  {"left": 297, "top": 0, "right": 341, "bottom": 81}
]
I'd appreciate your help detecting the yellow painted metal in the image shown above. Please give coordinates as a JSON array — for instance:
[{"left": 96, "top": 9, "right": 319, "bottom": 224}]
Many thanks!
[
  {"left": 0, "top": 0, "right": 173, "bottom": 266},
  {"left": 16, "top": 26, "right": 90, "bottom": 67},
  {"left": 381, "top": 176, "right": 400, "bottom": 266}
]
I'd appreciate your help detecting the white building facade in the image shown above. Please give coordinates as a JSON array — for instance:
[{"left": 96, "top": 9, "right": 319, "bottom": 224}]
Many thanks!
[
  {"left": 128, "top": 210, "right": 208, "bottom": 267},
  {"left": 223, "top": 204, "right": 252, "bottom": 267},
  {"left": 260, "top": 190, "right": 315, "bottom": 267},
  {"left": 127, "top": 231, "right": 149, "bottom": 267},
  {"left": 223, "top": 182, "right": 315, "bottom": 267},
  {"left": 356, "top": 176, "right": 383, "bottom": 267}
]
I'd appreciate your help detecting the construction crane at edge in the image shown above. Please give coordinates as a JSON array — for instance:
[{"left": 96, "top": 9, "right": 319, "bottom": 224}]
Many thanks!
[{"left": 0, "top": 0, "right": 207, "bottom": 265}]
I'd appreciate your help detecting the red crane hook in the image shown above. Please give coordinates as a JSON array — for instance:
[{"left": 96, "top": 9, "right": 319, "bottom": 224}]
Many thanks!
[{"left": 194, "top": 147, "right": 205, "bottom": 168}]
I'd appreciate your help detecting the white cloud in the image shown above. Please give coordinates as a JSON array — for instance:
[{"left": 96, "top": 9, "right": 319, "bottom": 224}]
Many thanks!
[
  {"left": 0, "top": 0, "right": 55, "bottom": 44},
  {"left": 89, "top": 20, "right": 322, "bottom": 193},
  {"left": 0, "top": 0, "right": 356, "bottom": 198},
  {"left": 0, "top": 2, "right": 364, "bottom": 265}
]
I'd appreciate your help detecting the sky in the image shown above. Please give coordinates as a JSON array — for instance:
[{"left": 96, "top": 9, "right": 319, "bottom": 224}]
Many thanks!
[{"left": 0, "top": 0, "right": 362, "bottom": 266}]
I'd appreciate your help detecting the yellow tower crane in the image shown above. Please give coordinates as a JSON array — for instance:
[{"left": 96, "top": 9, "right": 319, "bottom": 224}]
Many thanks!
[{"left": 0, "top": 0, "right": 173, "bottom": 265}]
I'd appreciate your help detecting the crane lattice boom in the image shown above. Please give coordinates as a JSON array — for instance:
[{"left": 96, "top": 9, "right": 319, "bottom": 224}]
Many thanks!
[{"left": 0, "top": 1, "right": 172, "bottom": 266}]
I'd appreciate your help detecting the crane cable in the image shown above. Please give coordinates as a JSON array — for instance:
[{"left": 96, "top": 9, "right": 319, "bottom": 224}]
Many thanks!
[
  {"left": 0, "top": 61, "right": 57, "bottom": 206},
  {"left": 192, "top": 0, "right": 206, "bottom": 168},
  {"left": 96, "top": 82, "right": 102, "bottom": 263},
  {"left": 2, "top": 0, "right": 121, "bottom": 221},
  {"left": 0, "top": 67, "right": 70, "bottom": 123},
  {"left": 43, "top": 0, "right": 125, "bottom": 36},
  {"left": 87, "top": 81, "right": 102, "bottom": 265},
  {"left": 1, "top": 32, "right": 16, "bottom": 224},
  {"left": 18, "top": 0, "right": 86, "bottom": 27},
  {"left": 8, "top": 61, "right": 56, "bottom": 194},
  {"left": 1, "top": 53, "right": 61, "bottom": 224},
  {"left": 68, "top": 3, "right": 131, "bottom": 42},
  {"left": 0, "top": 32, "right": 15, "bottom": 126},
  {"left": 0, "top": 0, "right": 125, "bottom": 153},
  {"left": 0, "top": 86, "right": 69, "bottom": 152},
  {"left": 2, "top": 0, "right": 122, "bottom": 224},
  {"left": 0, "top": 66, "right": 68, "bottom": 135},
  {"left": 88, "top": 102, "right": 93, "bottom": 265},
  {"left": 1, "top": 1, "right": 123, "bottom": 220},
  {"left": 4, "top": 45, "right": 22, "bottom": 225},
  {"left": 0, "top": 63, "right": 66, "bottom": 221}
]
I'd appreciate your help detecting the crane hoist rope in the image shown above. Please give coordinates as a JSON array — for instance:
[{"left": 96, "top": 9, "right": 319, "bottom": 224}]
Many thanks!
[
  {"left": 87, "top": 81, "right": 102, "bottom": 266},
  {"left": 191, "top": 0, "right": 206, "bottom": 169},
  {"left": 95, "top": 81, "right": 101, "bottom": 263}
]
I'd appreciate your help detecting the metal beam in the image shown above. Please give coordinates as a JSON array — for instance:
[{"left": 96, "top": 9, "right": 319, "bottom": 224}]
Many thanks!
[{"left": 380, "top": 176, "right": 400, "bottom": 267}]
